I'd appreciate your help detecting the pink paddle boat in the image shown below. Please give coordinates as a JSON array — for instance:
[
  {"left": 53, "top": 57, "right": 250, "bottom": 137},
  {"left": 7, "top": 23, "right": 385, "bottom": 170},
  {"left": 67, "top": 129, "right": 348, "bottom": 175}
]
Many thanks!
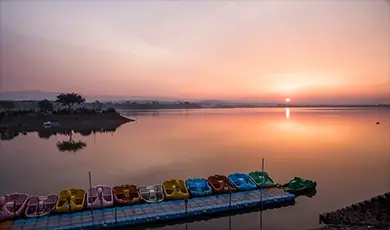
[
  {"left": 86, "top": 185, "right": 113, "bottom": 209},
  {"left": 25, "top": 195, "right": 58, "bottom": 218},
  {"left": 0, "top": 193, "right": 29, "bottom": 221}
]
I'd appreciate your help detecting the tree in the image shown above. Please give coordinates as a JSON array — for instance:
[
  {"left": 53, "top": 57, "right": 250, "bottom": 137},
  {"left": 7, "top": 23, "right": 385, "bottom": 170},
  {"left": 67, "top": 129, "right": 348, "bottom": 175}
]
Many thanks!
[
  {"left": 38, "top": 99, "right": 53, "bottom": 111},
  {"left": 55, "top": 93, "right": 86, "bottom": 110},
  {"left": 0, "top": 101, "right": 15, "bottom": 110},
  {"left": 92, "top": 100, "right": 103, "bottom": 111}
]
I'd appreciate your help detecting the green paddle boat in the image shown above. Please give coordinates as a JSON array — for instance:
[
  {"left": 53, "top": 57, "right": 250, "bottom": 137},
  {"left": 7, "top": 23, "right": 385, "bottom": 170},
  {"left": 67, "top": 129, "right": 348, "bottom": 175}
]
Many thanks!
[
  {"left": 279, "top": 177, "right": 317, "bottom": 193},
  {"left": 248, "top": 171, "right": 277, "bottom": 188}
]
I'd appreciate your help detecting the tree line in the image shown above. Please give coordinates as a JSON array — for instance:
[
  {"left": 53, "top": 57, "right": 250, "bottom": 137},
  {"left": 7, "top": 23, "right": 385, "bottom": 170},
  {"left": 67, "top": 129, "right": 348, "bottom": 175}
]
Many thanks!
[
  {"left": 0, "top": 93, "right": 203, "bottom": 111},
  {"left": 0, "top": 93, "right": 102, "bottom": 112}
]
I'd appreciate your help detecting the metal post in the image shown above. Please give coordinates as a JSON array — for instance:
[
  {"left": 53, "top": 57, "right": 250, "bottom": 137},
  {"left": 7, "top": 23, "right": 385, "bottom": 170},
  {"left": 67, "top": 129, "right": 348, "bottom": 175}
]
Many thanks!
[
  {"left": 185, "top": 198, "right": 188, "bottom": 214},
  {"left": 37, "top": 197, "right": 40, "bottom": 218},
  {"left": 229, "top": 190, "right": 232, "bottom": 208},
  {"left": 13, "top": 200, "right": 16, "bottom": 219},
  {"left": 68, "top": 196, "right": 72, "bottom": 213},
  {"left": 115, "top": 206, "right": 117, "bottom": 224},
  {"left": 89, "top": 171, "right": 94, "bottom": 224},
  {"left": 259, "top": 158, "right": 265, "bottom": 230},
  {"left": 228, "top": 185, "right": 232, "bottom": 208}
]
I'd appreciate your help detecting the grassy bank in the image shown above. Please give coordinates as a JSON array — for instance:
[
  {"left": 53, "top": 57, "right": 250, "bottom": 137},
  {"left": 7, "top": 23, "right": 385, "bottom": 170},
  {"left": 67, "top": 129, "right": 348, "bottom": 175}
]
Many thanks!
[{"left": 0, "top": 111, "right": 133, "bottom": 133}]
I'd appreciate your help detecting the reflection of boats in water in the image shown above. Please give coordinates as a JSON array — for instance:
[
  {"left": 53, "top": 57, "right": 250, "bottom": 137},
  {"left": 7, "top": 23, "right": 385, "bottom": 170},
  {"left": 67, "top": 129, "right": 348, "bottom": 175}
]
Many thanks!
[
  {"left": 113, "top": 185, "right": 140, "bottom": 205},
  {"left": 43, "top": 121, "right": 60, "bottom": 128},
  {"left": 162, "top": 179, "right": 190, "bottom": 200},
  {"left": 138, "top": 184, "right": 164, "bottom": 203},
  {"left": 207, "top": 174, "right": 236, "bottom": 193},
  {"left": 25, "top": 195, "right": 58, "bottom": 218}
]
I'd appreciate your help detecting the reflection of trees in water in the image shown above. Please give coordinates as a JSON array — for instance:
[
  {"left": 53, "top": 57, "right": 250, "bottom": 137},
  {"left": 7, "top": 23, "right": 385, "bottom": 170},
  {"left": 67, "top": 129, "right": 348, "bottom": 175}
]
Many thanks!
[
  {"left": 0, "top": 131, "right": 19, "bottom": 140},
  {"left": 79, "top": 130, "right": 92, "bottom": 136},
  {"left": 1, "top": 127, "right": 117, "bottom": 143},
  {"left": 56, "top": 131, "right": 87, "bottom": 153},
  {"left": 56, "top": 140, "right": 87, "bottom": 152}
]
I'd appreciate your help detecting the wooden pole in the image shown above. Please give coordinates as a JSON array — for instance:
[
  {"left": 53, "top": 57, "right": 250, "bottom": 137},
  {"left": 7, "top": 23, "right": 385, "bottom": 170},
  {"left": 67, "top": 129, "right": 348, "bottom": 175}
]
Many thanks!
[
  {"left": 229, "top": 185, "right": 232, "bottom": 208},
  {"left": 259, "top": 158, "right": 264, "bottom": 230},
  {"left": 13, "top": 200, "right": 16, "bottom": 219},
  {"left": 185, "top": 198, "right": 188, "bottom": 214},
  {"left": 37, "top": 197, "right": 40, "bottom": 218},
  {"left": 89, "top": 171, "right": 94, "bottom": 225},
  {"left": 260, "top": 158, "right": 264, "bottom": 207},
  {"left": 115, "top": 206, "right": 117, "bottom": 224}
]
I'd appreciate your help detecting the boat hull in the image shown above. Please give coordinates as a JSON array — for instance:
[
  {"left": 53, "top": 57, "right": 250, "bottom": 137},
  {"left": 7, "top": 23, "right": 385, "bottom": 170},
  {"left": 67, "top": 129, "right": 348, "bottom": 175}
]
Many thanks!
[
  {"left": 86, "top": 185, "right": 114, "bottom": 209},
  {"left": 228, "top": 173, "right": 257, "bottom": 191},
  {"left": 0, "top": 193, "right": 29, "bottom": 221},
  {"left": 185, "top": 178, "right": 213, "bottom": 197},
  {"left": 55, "top": 188, "right": 86, "bottom": 213},
  {"left": 113, "top": 185, "right": 140, "bottom": 205},
  {"left": 207, "top": 175, "right": 237, "bottom": 194},
  {"left": 280, "top": 177, "right": 317, "bottom": 193},
  {"left": 248, "top": 171, "right": 277, "bottom": 188},
  {"left": 25, "top": 195, "right": 58, "bottom": 218},
  {"left": 138, "top": 184, "right": 164, "bottom": 203},
  {"left": 162, "top": 179, "right": 190, "bottom": 200}
]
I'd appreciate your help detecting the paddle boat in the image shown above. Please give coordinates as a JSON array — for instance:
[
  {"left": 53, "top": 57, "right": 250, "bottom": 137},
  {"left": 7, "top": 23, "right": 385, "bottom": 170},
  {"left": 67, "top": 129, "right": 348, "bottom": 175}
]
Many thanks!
[
  {"left": 185, "top": 178, "right": 213, "bottom": 197},
  {"left": 162, "top": 179, "right": 190, "bottom": 200},
  {"left": 248, "top": 171, "right": 277, "bottom": 188},
  {"left": 138, "top": 184, "right": 164, "bottom": 203},
  {"left": 25, "top": 195, "right": 58, "bottom": 218},
  {"left": 86, "top": 185, "right": 114, "bottom": 209},
  {"left": 207, "top": 174, "right": 237, "bottom": 193},
  {"left": 0, "top": 193, "right": 29, "bottom": 221},
  {"left": 228, "top": 173, "right": 257, "bottom": 191},
  {"left": 279, "top": 177, "right": 317, "bottom": 194},
  {"left": 55, "top": 188, "right": 86, "bottom": 213},
  {"left": 113, "top": 185, "right": 140, "bottom": 205}
]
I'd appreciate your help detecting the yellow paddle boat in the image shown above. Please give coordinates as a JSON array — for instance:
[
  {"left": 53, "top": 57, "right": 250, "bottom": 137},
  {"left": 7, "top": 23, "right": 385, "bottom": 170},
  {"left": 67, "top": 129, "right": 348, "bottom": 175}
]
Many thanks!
[
  {"left": 162, "top": 179, "right": 189, "bottom": 200},
  {"left": 55, "top": 188, "right": 86, "bottom": 213}
]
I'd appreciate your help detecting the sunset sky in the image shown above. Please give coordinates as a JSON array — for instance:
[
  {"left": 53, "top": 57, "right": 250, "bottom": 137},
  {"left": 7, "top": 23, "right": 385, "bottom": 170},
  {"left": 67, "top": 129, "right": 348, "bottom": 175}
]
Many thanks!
[{"left": 0, "top": 0, "right": 389, "bottom": 103}]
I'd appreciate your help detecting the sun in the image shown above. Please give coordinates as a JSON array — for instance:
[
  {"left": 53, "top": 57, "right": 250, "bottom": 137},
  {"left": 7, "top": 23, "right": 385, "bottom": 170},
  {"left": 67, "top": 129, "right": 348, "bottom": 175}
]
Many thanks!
[{"left": 285, "top": 98, "right": 291, "bottom": 103}]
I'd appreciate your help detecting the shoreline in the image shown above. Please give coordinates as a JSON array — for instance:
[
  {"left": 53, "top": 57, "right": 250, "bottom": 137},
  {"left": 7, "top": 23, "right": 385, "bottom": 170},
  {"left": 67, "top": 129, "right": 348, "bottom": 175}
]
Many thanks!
[{"left": 0, "top": 113, "right": 134, "bottom": 136}]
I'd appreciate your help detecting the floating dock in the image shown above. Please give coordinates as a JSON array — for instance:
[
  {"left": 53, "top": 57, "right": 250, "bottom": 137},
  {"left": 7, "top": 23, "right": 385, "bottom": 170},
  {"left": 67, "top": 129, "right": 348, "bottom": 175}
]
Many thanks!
[{"left": 9, "top": 188, "right": 294, "bottom": 230}]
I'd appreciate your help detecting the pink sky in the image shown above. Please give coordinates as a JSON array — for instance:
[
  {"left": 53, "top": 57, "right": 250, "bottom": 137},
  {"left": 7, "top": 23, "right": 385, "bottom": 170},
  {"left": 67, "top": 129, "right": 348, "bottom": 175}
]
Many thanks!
[{"left": 0, "top": 0, "right": 389, "bottom": 102}]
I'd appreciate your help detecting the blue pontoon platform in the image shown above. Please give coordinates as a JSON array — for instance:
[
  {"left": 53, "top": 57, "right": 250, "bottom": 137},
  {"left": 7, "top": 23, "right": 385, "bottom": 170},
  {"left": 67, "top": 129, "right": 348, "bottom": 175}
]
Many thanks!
[{"left": 11, "top": 188, "right": 294, "bottom": 230}]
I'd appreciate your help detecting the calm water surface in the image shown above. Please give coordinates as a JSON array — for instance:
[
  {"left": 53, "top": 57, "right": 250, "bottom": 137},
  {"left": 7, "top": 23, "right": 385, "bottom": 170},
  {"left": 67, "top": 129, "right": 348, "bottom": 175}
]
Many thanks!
[{"left": 1, "top": 108, "right": 389, "bottom": 230}]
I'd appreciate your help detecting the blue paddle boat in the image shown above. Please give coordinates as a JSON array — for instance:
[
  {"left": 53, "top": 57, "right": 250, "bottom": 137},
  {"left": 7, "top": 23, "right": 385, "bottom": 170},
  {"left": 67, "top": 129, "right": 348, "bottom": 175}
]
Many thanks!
[
  {"left": 228, "top": 173, "right": 257, "bottom": 191},
  {"left": 185, "top": 178, "right": 213, "bottom": 197}
]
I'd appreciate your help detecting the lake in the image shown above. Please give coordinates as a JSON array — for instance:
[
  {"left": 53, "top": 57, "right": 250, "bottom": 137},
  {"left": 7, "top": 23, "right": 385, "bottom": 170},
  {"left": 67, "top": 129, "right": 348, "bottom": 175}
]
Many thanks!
[{"left": 1, "top": 108, "right": 389, "bottom": 230}]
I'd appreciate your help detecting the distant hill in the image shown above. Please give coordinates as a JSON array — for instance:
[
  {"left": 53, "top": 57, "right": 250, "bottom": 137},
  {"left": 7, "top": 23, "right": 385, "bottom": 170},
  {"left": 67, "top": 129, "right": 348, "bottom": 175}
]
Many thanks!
[
  {"left": 0, "top": 90, "right": 180, "bottom": 102},
  {"left": 0, "top": 90, "right": 60, "bottom": 101}
]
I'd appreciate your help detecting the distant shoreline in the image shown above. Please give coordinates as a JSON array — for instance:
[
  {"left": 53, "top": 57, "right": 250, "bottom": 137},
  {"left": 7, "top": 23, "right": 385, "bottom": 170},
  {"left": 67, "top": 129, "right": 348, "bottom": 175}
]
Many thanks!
[{"left": 114, "top": 104, "right": 390, "bottom": 110}]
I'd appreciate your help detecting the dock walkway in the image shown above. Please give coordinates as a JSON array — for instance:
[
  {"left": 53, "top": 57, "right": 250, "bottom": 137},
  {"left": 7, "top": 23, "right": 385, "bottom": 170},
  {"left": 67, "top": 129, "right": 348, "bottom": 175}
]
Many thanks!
[{"left": 10, "top": 188, "right": 294, "bottom": 230}]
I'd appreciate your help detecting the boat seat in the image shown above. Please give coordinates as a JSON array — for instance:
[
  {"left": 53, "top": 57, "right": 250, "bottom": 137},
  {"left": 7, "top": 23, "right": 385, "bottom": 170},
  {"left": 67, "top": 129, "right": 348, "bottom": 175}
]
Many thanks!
[
  {"left": 46, "top": 195, "right": 57, "bottom": 205},
  {"left": 74, "top": 199, "right": 83, "bottom": 205},
  {"left": 28, "top": 197, "right": 39, "bottom": 207}
]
